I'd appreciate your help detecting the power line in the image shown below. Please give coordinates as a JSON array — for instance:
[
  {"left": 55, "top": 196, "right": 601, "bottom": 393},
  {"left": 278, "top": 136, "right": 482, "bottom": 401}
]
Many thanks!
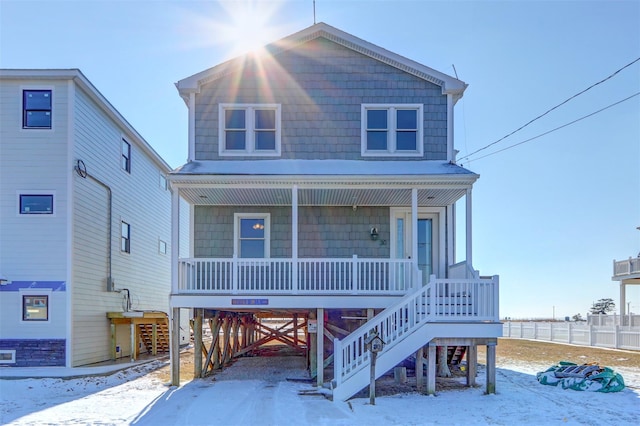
[
  {"left": 461, "top": 92, "right": 640, "bottom": 163},
  {"left": 458, "top": 57, "right": 640, "bottom": 162}
]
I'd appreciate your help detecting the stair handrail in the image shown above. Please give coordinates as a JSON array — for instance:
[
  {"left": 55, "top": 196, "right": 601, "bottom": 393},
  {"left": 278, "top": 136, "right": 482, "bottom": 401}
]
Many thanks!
[{"left": 333, "top": 272, "right": 500, "bottom": 389}]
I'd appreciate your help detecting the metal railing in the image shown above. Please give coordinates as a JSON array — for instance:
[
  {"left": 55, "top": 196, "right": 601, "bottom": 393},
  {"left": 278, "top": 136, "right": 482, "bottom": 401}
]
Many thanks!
[{"left": 177, "top": 256, "right": 415, "bottom": 295}]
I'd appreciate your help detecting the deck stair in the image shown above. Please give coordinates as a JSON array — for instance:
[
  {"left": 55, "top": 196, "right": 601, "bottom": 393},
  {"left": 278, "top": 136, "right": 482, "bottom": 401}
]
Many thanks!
[
  {"left": 448, "top": 346, "right": 466, "bottom": 365},
  {"left": 332, "top": 273, "right": 499, "bottom": 401},
  {"left": 138, "top": 317, "right": 170, "bottom": 354}
]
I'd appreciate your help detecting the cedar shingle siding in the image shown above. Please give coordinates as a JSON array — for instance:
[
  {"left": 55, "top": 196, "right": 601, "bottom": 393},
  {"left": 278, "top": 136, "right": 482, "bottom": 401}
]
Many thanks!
[{"left": 194, "top": 38, "right": 447, "bottom": 161}]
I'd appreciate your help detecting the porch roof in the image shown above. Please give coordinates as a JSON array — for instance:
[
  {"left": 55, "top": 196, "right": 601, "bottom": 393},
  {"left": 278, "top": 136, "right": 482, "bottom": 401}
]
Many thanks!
[{"left": 169, "top": 160, "right": 478, "bottom": 207}]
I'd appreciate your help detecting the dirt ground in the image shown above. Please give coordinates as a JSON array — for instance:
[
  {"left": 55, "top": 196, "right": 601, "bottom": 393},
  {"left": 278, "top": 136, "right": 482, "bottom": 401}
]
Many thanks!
[{"left": 149, "top": 338, "right": 640, "bottom": 395}]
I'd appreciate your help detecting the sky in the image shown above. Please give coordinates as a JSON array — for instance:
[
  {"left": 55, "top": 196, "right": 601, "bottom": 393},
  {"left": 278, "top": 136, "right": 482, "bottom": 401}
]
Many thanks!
[
  {"left": 1, "top": 0, "right": 639, "bottom": 319},
  {"left": 1, "top": 352, "right": 639, "bottom": 425}
]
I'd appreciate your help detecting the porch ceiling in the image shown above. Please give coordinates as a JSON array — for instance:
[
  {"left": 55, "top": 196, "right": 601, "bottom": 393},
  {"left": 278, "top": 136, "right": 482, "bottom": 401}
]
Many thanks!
[{"left": 176, "top": 185, "right": 469, "bottom": 207}]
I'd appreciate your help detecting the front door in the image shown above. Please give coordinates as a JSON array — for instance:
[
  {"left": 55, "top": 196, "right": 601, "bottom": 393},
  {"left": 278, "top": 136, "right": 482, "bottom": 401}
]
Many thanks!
[{"left": 391, "top": 209, "right": 440, "bottom": 285}]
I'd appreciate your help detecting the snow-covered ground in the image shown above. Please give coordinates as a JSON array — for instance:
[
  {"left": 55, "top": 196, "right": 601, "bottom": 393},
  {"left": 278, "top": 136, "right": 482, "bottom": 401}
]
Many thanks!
[{"left": 1, "top": 355, "right": 638, "bottom": 425}]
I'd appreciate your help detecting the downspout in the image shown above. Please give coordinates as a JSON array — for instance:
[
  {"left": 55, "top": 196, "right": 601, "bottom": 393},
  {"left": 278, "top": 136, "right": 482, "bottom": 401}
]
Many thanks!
[{"left": 74, "top": 159, "right": 114, "bottom": 291}]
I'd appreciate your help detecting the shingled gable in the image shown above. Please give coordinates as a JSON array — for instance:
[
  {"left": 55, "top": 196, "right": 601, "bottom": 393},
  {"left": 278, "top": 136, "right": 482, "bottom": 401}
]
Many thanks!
[{"left": 175, "top": 22, "right": 467, "bottom": 101}]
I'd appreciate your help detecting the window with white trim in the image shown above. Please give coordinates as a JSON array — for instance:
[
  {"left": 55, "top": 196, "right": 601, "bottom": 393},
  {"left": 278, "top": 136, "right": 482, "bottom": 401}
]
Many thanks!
[
  {"left": 23, "top": 90, "right": 52, "bottom": 129},
  {"left": 219, "top": 104, "right": 281, "bottom": 156},
  {"left": 121, "top": 221, "right": 131, "bottom": 253},
  {"left": 0, "top": 350, "right": 16, "bottom": 364},
  {"left": 234, "top": 213, "right": 270, "bottom": 258},
  {"left": 361, "top": 104, "right": 423, "bottom": 156}
]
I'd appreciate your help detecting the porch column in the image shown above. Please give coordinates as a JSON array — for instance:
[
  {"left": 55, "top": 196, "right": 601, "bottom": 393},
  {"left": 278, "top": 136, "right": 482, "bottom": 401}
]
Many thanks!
[
  {"left": 171, "top": 307, "right": 181, "bottom": 386},
  {"left": 292, "top": 185, "right": 298, "bottom": 293},
  {"left": 465, "top": 188, "right": 473, "bottom": 268},
  {"left": 620, "top": 283, "right": 626, "bottom": 317},
  {"left": 411, "top": 188, "right": 418, "bottom": 264},
  {"left": 171, "top": 187, "right": 180, "bottom": 294},
  {"left": 316, "top": 308, "right": 324, "bottom": 387}
]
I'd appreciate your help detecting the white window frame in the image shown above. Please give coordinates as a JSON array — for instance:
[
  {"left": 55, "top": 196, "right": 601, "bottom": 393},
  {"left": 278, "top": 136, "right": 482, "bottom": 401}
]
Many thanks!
[
  {"left": 16, "top": 190, "right": 56, "bottom": 217},
  {"left": 159, "top": 174, "right": 167, "bottom": 190},
  {"left": 361, "top": 104, "right": 424, "bottom": 157},
  {"left": 233, "top": 213, "right": 271, "bottom": 258},
  {"left": 0, "top": 350, "right": 16, "bottom": 364},
  {"left": 219, "top": 104, "right": 281, "bottom": 157}
]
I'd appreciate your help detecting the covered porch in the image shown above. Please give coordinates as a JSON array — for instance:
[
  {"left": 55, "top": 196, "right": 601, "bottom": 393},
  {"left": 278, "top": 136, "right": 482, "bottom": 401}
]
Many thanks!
[{"left": 613, "top": 257, "right": 640, "bottom": 318}]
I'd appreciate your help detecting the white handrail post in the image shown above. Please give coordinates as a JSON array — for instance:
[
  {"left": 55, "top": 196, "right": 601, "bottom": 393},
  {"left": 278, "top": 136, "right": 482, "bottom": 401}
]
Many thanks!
[
  {"left": 429, "top": 274, "right": 436, "bottom": 317},
  {"left": 352, "top": 254, "right": 358, "bottom": 294},
  {"left": 493, "top": 275, "right": 500, "bottom": 321},
  {"left": 333, "top": 337, "right": 342, "bottom": 387},
  {"left": 232, "top": 255, "right": 238, "bottom": 294}
]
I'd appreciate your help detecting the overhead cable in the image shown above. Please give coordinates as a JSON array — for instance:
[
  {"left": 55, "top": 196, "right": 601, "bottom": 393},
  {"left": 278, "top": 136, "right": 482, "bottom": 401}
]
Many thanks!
[
  {"left": 458, "top": 57, "right": 640, "bottom": 162},
  {"left": 462, "top": 92, "right": 640, "bottom": 163}
]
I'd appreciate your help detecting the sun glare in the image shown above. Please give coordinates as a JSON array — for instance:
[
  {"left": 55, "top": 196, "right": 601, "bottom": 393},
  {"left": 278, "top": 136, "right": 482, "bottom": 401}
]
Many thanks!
[{"left": 217, "top": 1, "right": 283, "bottom": 57}]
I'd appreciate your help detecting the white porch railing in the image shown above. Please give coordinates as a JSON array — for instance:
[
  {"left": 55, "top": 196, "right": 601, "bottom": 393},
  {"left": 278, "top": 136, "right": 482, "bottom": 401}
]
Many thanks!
[
  {"left": 178, "top": 257, "right": 415, "bottom": 295},
  {"left": 613, "top": 257, "right": 640, "bottom": 277},
  {"left": 333, "top": 274, "right": 500, "bottom": 390}
]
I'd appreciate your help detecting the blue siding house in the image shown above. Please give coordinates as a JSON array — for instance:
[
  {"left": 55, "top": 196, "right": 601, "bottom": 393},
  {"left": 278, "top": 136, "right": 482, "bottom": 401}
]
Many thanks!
[{"left": 168, "top": 23, "right": 501, "bottom": 400}]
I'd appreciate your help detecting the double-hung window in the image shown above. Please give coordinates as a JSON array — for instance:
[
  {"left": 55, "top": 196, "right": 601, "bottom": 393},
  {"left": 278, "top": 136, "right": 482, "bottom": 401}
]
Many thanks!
[
  {"left": 121, "top": 139, "right": 131, "bottom": 173},
  {"left": 361, "top": 104, "right": 423, "bottom": 156},
  {"left": 219, "top": 104, "right": 281, "bottom": 156},
  {"left": 23, "top": 90, "right": 52, "bottom": 129},
  {"left": 121, "top": 221, "right": 131, "bottom": 253},
  {"left": 234, "top": 213, "right": 270, "bottom": 258}
]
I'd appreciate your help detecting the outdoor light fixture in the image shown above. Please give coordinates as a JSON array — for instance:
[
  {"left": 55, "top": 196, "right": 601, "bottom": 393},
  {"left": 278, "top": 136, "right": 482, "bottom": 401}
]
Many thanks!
[
  {"left": 0, "top": 272, "right": 10, "bottom": 286},
  {"left": 370, "top": 227, "right": 379, "bottom": 241}
]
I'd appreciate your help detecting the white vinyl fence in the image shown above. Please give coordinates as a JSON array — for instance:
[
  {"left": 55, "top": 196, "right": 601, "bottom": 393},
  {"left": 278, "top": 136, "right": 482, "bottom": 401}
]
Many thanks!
[{"left": 502, "top": 321, "right": 640, "bottom": 351}]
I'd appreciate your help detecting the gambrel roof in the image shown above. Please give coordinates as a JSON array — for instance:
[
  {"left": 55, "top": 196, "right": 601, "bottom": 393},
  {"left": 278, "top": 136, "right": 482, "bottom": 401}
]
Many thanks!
[{"left": 175, "top": 22, "right": 467, "bottom": 102}]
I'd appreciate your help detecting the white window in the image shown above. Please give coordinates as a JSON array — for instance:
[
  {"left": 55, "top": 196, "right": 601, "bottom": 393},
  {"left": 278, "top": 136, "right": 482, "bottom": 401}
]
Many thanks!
[
  {"left": 22, "top": 295, "right": 49, "bottom": 321},
  {"left": 219, "top": 104, "right": 281, "bottom": 156},
  {"left": 159, "top": 240, "right": 167, "bottom": 254},
  {"left": 234, "top": 213, "right": 270, "bottom": 258},
  {"left": 361, "top": 104, "right": 424, "bottom": 156},
  {"left": 159, "top": 174, "right": 167, "bottom": 190}
]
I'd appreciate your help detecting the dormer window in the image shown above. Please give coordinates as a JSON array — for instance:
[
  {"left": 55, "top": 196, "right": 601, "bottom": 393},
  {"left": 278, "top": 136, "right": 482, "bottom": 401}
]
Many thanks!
[
  {"left": 219, "top": 104, "right": 281, "bottom": 156},
  {"left": 361, "top": 104, "right": 424, "bottom": 157}
]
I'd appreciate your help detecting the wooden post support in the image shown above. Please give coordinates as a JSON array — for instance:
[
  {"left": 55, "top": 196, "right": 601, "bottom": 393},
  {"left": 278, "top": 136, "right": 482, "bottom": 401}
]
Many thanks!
[
  {"left": 369, "top": 351, "right": 377, "bottom": 405},
  {"left": 316, "top": 308, "right": 324, "bottom": 387},
  {"left": 152, "top": 323, "right": 158, "bottom": 356},
  {"left": 415, "top": 347, "right": 424, "bottom": 391},
  {"left": 110, "top": 323, "right": 117, "bottom": 360},
  {"left": 171, "top": 307, "right": 181, "bottom": 386},
  {"left": 394, "top": 367, "right": 407, "bottom": 383},
  {"left": 466, "top": 344, "right": 477, "bottom": 387},
  {"left": 232, "top": 315, "right": 240, "bottom": 355},
  {"left": 221, "top": 316, "right": 232, "bottom": 365},
  {"left": 130, "top": 323, "right": 136, "bottom": 362},
  {"left": 426, "top": 343, "right": 436, "bottom": 395},
  {"left": 293, "top": 314, "right": 298, "bottom": 346},
  {"left": 194, "top": 309, "right": 203, "bottom": 379},
  {"left": 309, "top": 310, "right": 317, "bottom": 379},
  {"left": 486, "top": 342, "right": 496, "bottom": 394}
]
